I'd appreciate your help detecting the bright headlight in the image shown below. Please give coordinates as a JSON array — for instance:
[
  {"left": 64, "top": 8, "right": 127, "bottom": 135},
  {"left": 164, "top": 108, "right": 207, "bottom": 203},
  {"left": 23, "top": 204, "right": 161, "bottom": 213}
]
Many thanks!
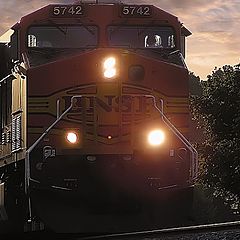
[
  {"left": 104, "top": 68, "right": 116, "bottom": 78},
  {"left": 103, "top": 57, "right": 117, "bottom": 78},
  {"left": 148, "top": 129, "right": 165, "bottom": 146},
  {"left": 104, "top": 57, "right": 116, "bottom": 69},
  {"left": 66, "top": 132, "right": 78, "bottom": 144}
]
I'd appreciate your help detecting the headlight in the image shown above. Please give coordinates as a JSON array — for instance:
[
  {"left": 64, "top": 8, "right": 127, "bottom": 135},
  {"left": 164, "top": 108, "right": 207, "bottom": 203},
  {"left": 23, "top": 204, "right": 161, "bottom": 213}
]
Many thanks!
[
  {"left": 148, "top": 129, "right": 165, "bottom": 146},
  {"left": 66, "top": 132, "right": 78, "bottom": 144},
  {"left": 103, "top": 57, "right": 117, "bottom": 78}
]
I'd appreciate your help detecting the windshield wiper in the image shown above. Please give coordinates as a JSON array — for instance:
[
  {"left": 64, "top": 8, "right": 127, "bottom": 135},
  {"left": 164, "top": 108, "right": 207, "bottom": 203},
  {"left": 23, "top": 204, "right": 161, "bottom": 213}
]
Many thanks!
[
  {"left": 75, "top": 19, "right": 95, "bottom": 35},
  {"left": 47, "top": 19, "right": 67, "bottom": 35},
  {"left": 168, "top": 50, "right": 187, "bottom": 68}
]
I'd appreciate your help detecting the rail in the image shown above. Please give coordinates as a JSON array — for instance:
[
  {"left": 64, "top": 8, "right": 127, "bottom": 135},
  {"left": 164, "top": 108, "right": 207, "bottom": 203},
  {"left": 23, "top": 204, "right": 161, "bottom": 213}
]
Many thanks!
[{"left": 79, "top": 220, "right": 240, "bottom": 239}]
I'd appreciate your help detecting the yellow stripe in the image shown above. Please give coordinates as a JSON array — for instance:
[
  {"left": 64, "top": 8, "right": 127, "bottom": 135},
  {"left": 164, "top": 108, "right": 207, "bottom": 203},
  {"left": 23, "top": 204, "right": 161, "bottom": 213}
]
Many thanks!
[{"left": 28, "top": 97, "right": 50, "bottom": 113}]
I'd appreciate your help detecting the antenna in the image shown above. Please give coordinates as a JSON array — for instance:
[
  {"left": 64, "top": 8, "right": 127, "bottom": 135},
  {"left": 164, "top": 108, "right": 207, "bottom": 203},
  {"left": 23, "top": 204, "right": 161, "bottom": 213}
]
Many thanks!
[
  {"left": 74, "top": 0, "right": 121, "bottom": 3},
  {"left": 95, "top": 0, "right": 122, "bottom": 3}
]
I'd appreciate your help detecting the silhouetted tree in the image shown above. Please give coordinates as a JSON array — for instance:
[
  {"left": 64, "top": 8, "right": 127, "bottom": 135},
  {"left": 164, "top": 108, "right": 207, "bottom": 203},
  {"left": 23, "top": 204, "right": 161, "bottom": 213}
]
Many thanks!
[
  {"left": 189, "top": 72, "right": 204, "bottom": 145},
  {"left": 189, "top": 71, "right": 203, "bottom": 96},
  {"left": 191, "top": 64, "right": 240, "bottom": 203}
]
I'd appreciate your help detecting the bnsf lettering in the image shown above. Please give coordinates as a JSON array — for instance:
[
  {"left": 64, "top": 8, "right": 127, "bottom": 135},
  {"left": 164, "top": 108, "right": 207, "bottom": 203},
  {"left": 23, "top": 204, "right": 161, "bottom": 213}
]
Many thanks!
[{"left": 62, "top": 95, "right": 152, "bottom": 113}]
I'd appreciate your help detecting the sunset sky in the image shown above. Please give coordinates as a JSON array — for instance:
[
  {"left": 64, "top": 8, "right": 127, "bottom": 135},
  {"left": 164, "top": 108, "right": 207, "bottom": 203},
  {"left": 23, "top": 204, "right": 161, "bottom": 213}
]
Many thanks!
[{"left": 0, "top": 0, "right": 239, "bottom": 80}]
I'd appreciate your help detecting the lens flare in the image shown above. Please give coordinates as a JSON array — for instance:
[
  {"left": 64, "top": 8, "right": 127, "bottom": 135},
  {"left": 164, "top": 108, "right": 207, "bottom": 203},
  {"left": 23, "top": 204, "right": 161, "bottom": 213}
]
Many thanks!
[
  {"left": 66, "top": 132, "right": 78, "bottom": 144},
  {"left": 103, "top": 57, "right": 117, "bottom": 78},
  {"left": 148, "top": 129, "right": 165, "bottom": 146},
  {"left": 104, "top": 68, "right": 116, "bottom": 78},
  {"left": 103, "top": 57, "right": 116, "bottom": 69}
]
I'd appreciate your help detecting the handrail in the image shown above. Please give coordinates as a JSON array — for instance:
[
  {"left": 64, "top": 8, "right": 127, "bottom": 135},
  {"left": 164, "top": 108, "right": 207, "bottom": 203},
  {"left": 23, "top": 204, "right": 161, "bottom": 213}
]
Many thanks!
[
  {"left": 25, "top": 95, "right": 83, "bottom": 221},
  {"left": 125, "top": 93, "right": 198, "bottom": 181},
  {"left": 0, "top": 74, "right": 15, "bottom": 84},
  {"left": 151, "top": 96, "right": 198, "bottom": 180}
]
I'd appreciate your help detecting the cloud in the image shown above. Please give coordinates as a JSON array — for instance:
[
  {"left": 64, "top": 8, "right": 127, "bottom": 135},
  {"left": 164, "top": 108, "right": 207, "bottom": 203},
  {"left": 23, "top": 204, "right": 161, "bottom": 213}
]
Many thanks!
[
  {"left": 163, "top": 0, "right": 240, "bottom": 79},
  {"left": 0, "top": 0, "right": 69, "bottom": 35}
]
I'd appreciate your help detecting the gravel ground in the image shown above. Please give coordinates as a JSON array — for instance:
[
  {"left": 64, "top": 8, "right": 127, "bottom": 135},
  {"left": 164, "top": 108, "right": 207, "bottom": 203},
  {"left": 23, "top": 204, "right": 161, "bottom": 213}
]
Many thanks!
[
  {"left": 1, "top": 227, "right": 240, "bottom": 240},
  {"left": 139, "top": 229, "right": 240, "bottom": 240}
]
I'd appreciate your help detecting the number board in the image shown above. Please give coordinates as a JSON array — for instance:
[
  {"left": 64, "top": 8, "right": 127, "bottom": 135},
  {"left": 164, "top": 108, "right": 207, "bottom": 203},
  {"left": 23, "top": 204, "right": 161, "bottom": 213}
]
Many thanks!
[
  {"left": 51, "top": 5, "right": 84, "bottom": 17},
  {"left": 120, "top": 5, "right": 152, "bottom": 17}
]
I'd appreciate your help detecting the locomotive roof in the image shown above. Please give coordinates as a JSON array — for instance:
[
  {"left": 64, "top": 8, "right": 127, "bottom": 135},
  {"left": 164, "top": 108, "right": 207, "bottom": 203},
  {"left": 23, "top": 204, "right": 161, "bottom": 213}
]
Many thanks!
[{"left": 11, "top": 2, "right": 186, "bottom": 31}]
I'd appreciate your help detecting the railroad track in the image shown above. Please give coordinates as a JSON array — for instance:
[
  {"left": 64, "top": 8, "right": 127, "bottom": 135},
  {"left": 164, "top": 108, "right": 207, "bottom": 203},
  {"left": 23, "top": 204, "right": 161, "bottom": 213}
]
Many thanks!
[
  {"left": 77, "top": 221, "right": 240, "bottom": 240},
  {"left": 1, "top": 220, "right": 240, "bottom": 239}
]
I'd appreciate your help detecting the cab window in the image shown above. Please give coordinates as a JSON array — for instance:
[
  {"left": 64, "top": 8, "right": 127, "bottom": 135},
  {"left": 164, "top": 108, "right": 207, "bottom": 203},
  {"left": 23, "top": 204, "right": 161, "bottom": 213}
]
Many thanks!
[
  {"left": 27, "top": 25, "right": 98, "bottom": 49},
  {"left": 26, "top": 25, "right": 98, "bottom": 66},
  {"left": 108, "top": 26, "right": 175, "bottom": 49}
]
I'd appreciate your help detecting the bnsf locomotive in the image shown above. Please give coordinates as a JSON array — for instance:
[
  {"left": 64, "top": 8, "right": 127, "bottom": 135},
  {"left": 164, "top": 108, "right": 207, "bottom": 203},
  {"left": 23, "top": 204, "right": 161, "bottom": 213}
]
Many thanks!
[{"left": 0, "top": 0, "right": 197, "bottom": 233}]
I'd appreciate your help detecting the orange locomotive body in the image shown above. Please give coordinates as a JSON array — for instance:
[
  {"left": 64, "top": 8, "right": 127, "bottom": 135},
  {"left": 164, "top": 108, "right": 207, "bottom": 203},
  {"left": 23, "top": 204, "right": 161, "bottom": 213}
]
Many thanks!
[{"left": 0, "top": 1, "right": 197, "bottom": 233}]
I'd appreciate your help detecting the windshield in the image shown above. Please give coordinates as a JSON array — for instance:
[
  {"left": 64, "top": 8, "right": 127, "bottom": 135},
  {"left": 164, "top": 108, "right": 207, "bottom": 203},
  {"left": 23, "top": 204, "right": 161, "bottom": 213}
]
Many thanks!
[
  {"left": 27, "top": 25, "right": 98, "bottom": 49},
  {"left": 108, "top": 26, "right": 175, "bottom": 49},
  {"left": 26, "top": 25, "right": 98, "bottom": 66}
]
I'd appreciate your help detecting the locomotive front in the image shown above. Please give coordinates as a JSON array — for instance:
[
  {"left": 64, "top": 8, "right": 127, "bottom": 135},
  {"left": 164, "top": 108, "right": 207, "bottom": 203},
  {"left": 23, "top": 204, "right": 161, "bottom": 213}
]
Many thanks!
[{"left": 0, "top": 1, "right": 198, "bottom": 233}]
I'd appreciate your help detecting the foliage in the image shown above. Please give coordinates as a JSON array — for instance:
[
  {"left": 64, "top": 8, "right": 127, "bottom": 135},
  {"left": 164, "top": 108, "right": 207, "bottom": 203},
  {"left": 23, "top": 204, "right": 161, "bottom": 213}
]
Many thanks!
[
  {"left": 190, "top": 64, "right": 240, "bottom": 210},
  {"left": 189, "top": 71, "right": 203, "bottom": 96}
]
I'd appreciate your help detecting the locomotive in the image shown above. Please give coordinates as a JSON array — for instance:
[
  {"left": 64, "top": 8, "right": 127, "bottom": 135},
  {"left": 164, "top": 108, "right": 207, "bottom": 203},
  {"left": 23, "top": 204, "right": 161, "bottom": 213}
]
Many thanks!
[{"left": 0, "top": 0, "right": 198, "bottom": 233}]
